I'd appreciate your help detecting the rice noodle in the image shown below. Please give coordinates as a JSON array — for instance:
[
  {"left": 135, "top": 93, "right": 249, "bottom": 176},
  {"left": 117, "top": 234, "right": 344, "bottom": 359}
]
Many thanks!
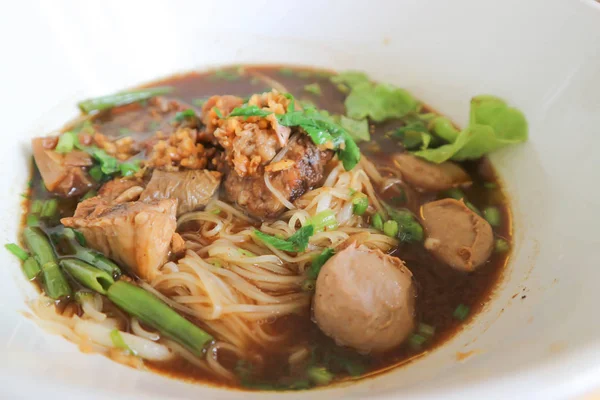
[{"left": 264, "top": 172, "right": 295, "bottom": 210}]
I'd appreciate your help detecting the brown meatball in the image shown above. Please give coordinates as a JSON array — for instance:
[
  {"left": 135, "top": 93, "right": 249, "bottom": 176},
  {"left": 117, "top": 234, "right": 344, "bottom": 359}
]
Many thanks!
[
  {"left": 393, "top": 153, "right": 471, "bottom": 191},
  {"left": 313, "top": 245, "right": 415, "bottom": 353},
  {"left": 421, "top": 199, "right": 494, "bottom": 272}
]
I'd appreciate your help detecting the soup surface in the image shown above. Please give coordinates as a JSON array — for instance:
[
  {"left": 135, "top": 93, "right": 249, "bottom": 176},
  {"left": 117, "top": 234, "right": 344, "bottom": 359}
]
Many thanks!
[{"left": 18, "top": 65, "right": 513, "bottom": 390}]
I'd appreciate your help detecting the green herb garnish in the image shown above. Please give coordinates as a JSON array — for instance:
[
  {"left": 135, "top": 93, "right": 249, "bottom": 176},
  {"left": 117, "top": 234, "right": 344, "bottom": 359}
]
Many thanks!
[
  {"left": 229, "top": 105, "right": 273, "bottom": 118},
  {"left": 212, "top": 107, "right": 223, "bottom": 118},
  {"left": 414, "top": 95, "right": 528, "bottom": 163},
  {"left": 174, "top": 109, "right": 196, "bottom": 122},
  {"left": 5, "top": 243, "right": 29, "bottom": 261},
  {"left": 54, "top": 132, "right": 77, "bottom": 153},
  {"left": 304, "top": 83, "right": 322, "bottom": 96},
  {"left": 339, "top": 115, "right": 370, "bottom": 142},
  {"left": 307, "top": 248, "right": 335, "bottom": 280},
  {"left": 254, "top": 225, "right": 314, "bottom": 252},
  {"left": 78, "top": 87, "right": 173, "bottom": 114}
]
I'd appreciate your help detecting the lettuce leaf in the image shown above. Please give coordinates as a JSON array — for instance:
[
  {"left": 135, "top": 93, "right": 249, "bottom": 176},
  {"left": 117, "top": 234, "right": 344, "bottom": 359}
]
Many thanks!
[
  {"left": 331, "top": 71, "right": 419, "bottom": 122},
  {"left": 339, "top": 116, "right": 370, "bottom": 142},
  {"left": 415, "top": 95, "right": 527, "bottom": 163}
]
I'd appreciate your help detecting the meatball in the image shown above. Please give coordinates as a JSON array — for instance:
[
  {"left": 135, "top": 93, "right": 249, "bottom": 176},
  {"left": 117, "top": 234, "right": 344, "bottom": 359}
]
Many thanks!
[
  {"left": 421, "top": 198, "right": 494, "bottom": 272},
  {"left": 393, "top": 153, "right": 471, "bottom": 191},
  {"left": 313, "top": 245, "right": 415, "bottom": 353}
]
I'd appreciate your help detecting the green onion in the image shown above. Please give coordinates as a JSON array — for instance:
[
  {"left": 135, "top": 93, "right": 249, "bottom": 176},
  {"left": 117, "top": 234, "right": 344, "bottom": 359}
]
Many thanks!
[
  {"left": 60, "top": 229, "right": 121, "bottom": 278},
  {"left": 23, "top": 227, "right": 72, "bottom": 299},
  {"left": 304, "top": 83, "right": 322, "bottom": 96},
  {"left": 307, "top": 248, "right": 335, "bottom": 279},
  {"left": 386, "top": 207, "right": 424, "bottom": 242},
  {"left": 78, "top": 86, "right": 173, "bottom": 114},
  {"left": 453, "top": 304, "right": 470, "bottom": 321},
  {"left": 23, "top": 257, "right": 41, "bottom": 280},
  {"left": 59, "top": 258, "right": 114, "bottom": 295},
  {"left": 88, "top": 165, "right": 104, "bottom": 182},
  {"left": 408, "top": 333, "right": 428, "bottom": 349},
  {"left": 352, "top": 193, "right": 368, "bottom": 216},
  {"left": 174, "top": 109, "right": 196, "bottom": 122},
  {"left": 466, "top": 201, "right": 481, "bottom": 216},
  {"left": 483, "top": 206, "right": 501, "bottom": 227},
  {"left": 26, "top": 214, "right": 40, "bottom": 227},
  {"left": 383, "top": 220, "right": 399, "bottom": 238},
  {"left": 309, "top": 210, "right": 339, "bottom": 232},
  {"left": 107, "top": 281, "right": 214, "bottom": 357},
  {"left": 54, "top": 132, "right": 77, "bottom": 153},
  {"left": 307, "top": 366, "right": 334, "bottom": 386},
  {"left": 81, "top": 190, "right": 97, "bottom": 201},
  {"left": 110, "top": 329, "right": 136, "bottom": 355},
  {"left": 74, "top": 290, "right": 95, "bottom": 305},
  {"left": 210, "top": 208, "right": 221, "bottom": 215},
  {"left": 42, "top": 261, "right": 72, "bottom": 299},
  {"left": 40, "top": 198, "right": 58, "bottom": 218},
  {"left": 30, "top": 199, "right": 43, "bottom": 214},
  {"left": 445, "top": 188, "right": 465, "bottom": 200},
  {"left": 372, "top": 213, "right": 384, "bottom": 230},
  {"left": 5, "top": 243, "right": 29, "bottom": 261},
  {"left": 417, "top": 323, "right": 436, "bottom": 338},
  {"left": 212, "top": 107, "right": 223, "bottom": 118},
  {"left": 494, "top": 239, "right": 510, "bottom": 253}
]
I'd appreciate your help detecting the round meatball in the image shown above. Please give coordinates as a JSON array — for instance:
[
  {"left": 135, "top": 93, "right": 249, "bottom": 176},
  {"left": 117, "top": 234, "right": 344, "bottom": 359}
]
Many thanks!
[
  {"left": 393, "top": 153, "right": 471, "bottom": 191},
  {"left": 313, "top": 245, "right": 415, "bottom": 353},
  {"left": 421, "top": 198, "right": 494, "bottom": 272}
]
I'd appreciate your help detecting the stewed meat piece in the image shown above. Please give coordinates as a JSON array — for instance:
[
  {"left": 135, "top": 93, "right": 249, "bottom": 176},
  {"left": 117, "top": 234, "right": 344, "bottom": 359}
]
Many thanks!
[
  {"left": 313, "top": 245, "right": 416, "bottom": 353},
  {"left": 140, "top": 169, "right": 222, "bottom": 216},
  {"left": 223, "top": 134, "right": 332, "bottom": 219},
  {"left": 393, "top": 153, "right": 471, "bottom": 191},
  {"left": 421, "top": 198, "right": 494, "bottom": 272}
]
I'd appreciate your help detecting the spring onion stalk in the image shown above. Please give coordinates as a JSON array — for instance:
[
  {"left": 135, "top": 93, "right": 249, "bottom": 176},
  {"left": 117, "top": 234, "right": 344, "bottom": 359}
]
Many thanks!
[
  {"left": 372, "top": 213, "right": 383, "bottom": 230},
  {"left": 110, "top": 329, "right": 135, "bottom": 354},
  {"left": 5, "top": 243, "right": 29, "bottom": 261},
  {"left": 352, "top": 193, "right": 368, "bottom": 216},
  {"left": 494, "top": 239, "right": 510, "bottom": 253},
  {"left": 40, "top": 198, "right": 59, "bottom": 218},
  {"left": 23, "top": 257, "right": 41, "bottom": 280},
  {"left": 23, "top": 227, "right": 71, "bottom": 299},
  {"left": 306, "top": 366, "right": 334, "bottom": 386},
  {"left": 61, "top": 229, "right": 121, "bottom": 278},
  {"left": 309, "top": 210, "right": 338, "bottom": 232},
  {"left": 107, "top": 281, "right": 214, "bottom": 357},
  {"left": 26, "top": 214, "right": 40, "bottom": 227},
  {"left": 59, "top": 258, "right": 114, "bottom": 295},
  {"left": 31, "top": 199, "right": 44, "bottom": 214},
  {"left": 408, "top": 333, "right": 428, "bottom": 349},
  {"left": 453, "top": 304, "right": 470, "bottom": 321},
  {"left": 54, "top": 132, "right": 76, "bottom": 153},
  {"left": 74, "top": 290, "right": 95, "bottom": 305},
  {"left": 417, "top": 323, "right": 436, "bottom": 338},
  {"left": 483, "top": 206, "right": 501, "bottom": 227},
  {"left": 78, "top": 86, "right": 173, "bottom": 114},
  {"left": 383, "top": 220, "right": 399, "bottom": 238}
]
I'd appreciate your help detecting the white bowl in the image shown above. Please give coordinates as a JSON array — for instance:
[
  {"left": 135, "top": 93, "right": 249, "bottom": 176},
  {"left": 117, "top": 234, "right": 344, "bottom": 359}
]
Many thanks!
[{"left": 1, "top": 0, "right": 599, "bottom": 399}]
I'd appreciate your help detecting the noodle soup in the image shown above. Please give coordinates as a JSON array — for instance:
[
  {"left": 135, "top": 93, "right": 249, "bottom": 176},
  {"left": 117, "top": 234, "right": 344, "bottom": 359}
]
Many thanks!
[{"left": 12, "top": 65, "right": 523, "bottom": 390}]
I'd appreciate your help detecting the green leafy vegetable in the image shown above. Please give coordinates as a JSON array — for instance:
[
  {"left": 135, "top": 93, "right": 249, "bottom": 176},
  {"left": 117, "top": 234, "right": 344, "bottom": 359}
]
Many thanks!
[
  {"left": 351, "top": 192, "right": 368, "bottom": 215},
  {"left": 174, "top": 109, "right": 196, "bottom": 122},
  {"left": 332, "top": 71, "right": 419, "bottom": 122},
  {"left": 383, "top": 220, "right": 399, "bottom": 238},
  {"left": 453, "top": 303, "right": 470, "bottom": 321},
  {"left": 119, "top": 160, "right": 140, "bottom": 177},
  {"left": 386, "top": 207, "right": 424, "bottom": 242},
  {"left": 391, "top": 121, "right": 432, "bottom": 150},
  {"left": 88, "top": 165, "right": 104, "bottom": 182},
  {"left": 229, "top": 105, "right": 273, "bottom": 118},
  {"left": 339, "top": 116, "right": 370, "bottom": 142},
  {"left": 415, "top": 96, "right": 528, "bottom": 163},
  {"left": 40, "top": 198, "right": 58, "bottom": 218},
  {"left": 304, "top": 83, "right": 322, "bottom": 96},
  {"left": 254, "top": 225, "right": 314, "bottom": 252},
  {"left": 307, "top": 248, "right": 335, "bottom": 280}
]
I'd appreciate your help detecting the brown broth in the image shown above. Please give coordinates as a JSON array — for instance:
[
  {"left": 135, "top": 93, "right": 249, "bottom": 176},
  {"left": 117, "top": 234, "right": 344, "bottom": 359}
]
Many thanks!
[{"left": 22, "top": 65, "right": 511, "bottom": 390}]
